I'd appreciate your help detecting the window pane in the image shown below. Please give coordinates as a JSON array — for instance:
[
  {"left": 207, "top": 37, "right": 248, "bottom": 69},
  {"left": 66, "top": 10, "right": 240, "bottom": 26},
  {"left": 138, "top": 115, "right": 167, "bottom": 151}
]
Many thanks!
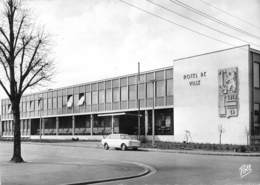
[
  {"left": 254, "top": 63, "right": 260, "bottom": 88},
  {"left": 129, "top": 85, "right": 137, "bottom": 100},
  {"left": 91, "top": 83, "right": 98, "bottom": 91},
  {"left": 138, "top": 83, "right": 146, "bottom": 99},
  {"left": 86, "top": 92, "right": 91, "bottom": 105},
  {"left": 67, "top": 95, "right": 73, "bottom": 108},
  {"left": 146, "top": 73, "right": 154, "bottom": 81},
  {"left": 147, "top": 82, "right": 153, "bottom": 98},
  {"left": 156, "top": 81, "right": 165, "bottom": 97},
  {"left": 48, "top": 98, "right": 52, "bottom": 109},
  {"left": 128, "top": 76, "right": 137, "bottom": 85},
  {"left": 78, "top": 93, "right": 85, "bottom": 106},
  {"left": 155, "top": 71, "right": 164, "bottom": 80},
  {"left": 166, "top": 79, "right": 173, "bottom": 96},
  {"left": 53, "top": 98, "right": 57, "bottom": 109},
  {"left": 98, "top": 82, "right": 105, "bottom": 90},
  {"left": 113, "top": 88, "right": 120, "bottom": 102},
  {"left": 112, "top": 79, "right": 120, "bottom": 88},
  {"left": 120, "top": 78, "right": 127, "bottom": 86},
  {"left": 92, "top": 91, "right": 98, "bottom": 104},
  {"left": 121, "top": 86, "right": 128, "bottom": 101},
  {"left": 58, "top": 97, "right": 62, "bottom": 108},
  {"left": 166, "top": 69, "right": 173, "bottom": 79},
  {"left": 30, "top": 101, "right": 34, "bottom": 111},
  {"left": 99, "top": 90, "right": 105, "bottom": 104},
  {"left": 106, "top": 89, "right": 112, "bottom": 103}
]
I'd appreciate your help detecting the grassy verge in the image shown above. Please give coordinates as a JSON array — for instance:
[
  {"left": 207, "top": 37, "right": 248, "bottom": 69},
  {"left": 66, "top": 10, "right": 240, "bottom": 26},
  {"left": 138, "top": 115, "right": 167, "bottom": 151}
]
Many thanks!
[{"left": 141, "top": 141, "right": 260, "bottom": 152}]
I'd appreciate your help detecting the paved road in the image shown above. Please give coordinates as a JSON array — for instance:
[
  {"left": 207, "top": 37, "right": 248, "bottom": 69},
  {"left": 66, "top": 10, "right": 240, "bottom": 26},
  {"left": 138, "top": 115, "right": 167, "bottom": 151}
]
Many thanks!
[{"left": 1, "top": 142, "right": 260, "bottom": 185}]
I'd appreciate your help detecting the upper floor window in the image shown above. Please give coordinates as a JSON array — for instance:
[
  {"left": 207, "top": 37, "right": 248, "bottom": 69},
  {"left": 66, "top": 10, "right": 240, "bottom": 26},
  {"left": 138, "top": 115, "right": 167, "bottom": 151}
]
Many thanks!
[
  {"left": 86, "top": 92, "right": 91, "bottom": 105},
  {"left": 121, "top": 86, "right": 128, "bottom": 101},
  {"left": 166, "top": 79, "right": 173, "bottom": 96},
  {"left": 113, "top": 88, "right": 120, "bottom": 102},
  {"left": 254, "top": 63, "right": 260, "bottom": 88},
  {"left": 78, "top": 93, "right": 85, "bottom": 106},
  {"left": 99, "top": 90, "right": 105, "bottom": 104},
  {"left": 67, "top": 95, "right": 73, "bottom": 108},
  {"left": 156, "top": 80, "right": 165, "bottom": 97},
  {"left": 7, "top": 104, "right": 12, "bottom": 114},
  {"left": 106, "top": 89, "right": 112, "bottom": 103},
  {"left": 138, "top": 83, "right": 146, "bottom": 99},
  {"left": 92, "top": 91, "right": 98, "bottom": 105},
  {"left": 147, "top": 82, "right": 154, "bottom": 98},
  {"left": 38, "top": 98, "right": 43, "bottom": 110},
  {"left": 129, "top": 85, "right": 137, "bottom": 100},
  {"left": 29, "top": 101, "right": 35, "bottom": 111}
]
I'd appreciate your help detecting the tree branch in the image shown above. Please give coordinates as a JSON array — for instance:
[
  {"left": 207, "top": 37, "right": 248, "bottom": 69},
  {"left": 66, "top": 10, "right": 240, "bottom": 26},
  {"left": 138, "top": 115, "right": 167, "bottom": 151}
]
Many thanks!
[
  {"left": 0, "top": 79, "right": 11, "bottom": 98},
  {"left": 0, "top": 40, "right": 9, "bottom": 52},
  {"left": 14, "top": 15, "right": 25, "bottom": 49},
  {"left": 20, "top": 39, "right": 41, "bottom": 80},
  {"left": 0, "top": 27, "right": 10, "bottom": 45},
  {"left": 14, "top": 36, "right": 32, "bottom": 58},
  {"left": 0, "top": 57, "right": 10, "bottom": 81},
  {"left": 21, "top": 63, "right": 48, "bottom": 94},
  {"left": 0, "top": 45, "right": 9, "bottom": 61}
]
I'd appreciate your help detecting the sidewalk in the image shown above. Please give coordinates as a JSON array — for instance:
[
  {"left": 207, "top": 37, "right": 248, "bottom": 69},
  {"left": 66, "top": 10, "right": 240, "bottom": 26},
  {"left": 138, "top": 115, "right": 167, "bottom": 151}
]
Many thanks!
[
  {"left": 142, "top": 147, "right": 260, "bottom": 157},
  {"left": 0, "top": 158, "right": 148, "bottom": 185},
  {"left": 24, "top": 141, "right": 260, "bottom": 157},
  {"left": 0, "top": 142, "right": 149, "bottom": 185}
]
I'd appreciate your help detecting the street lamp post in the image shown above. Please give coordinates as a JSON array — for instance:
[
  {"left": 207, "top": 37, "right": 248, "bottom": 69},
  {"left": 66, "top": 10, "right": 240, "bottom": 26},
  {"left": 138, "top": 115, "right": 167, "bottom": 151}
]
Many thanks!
[
  {"left": 38, "top": 97, "right": 43, "bottom": 142},
  {"left": 137, "top": 62, "right": 141, "bottom": 140},
  {"left": 151, "top": 79, "right": 156, "bottom": 147}
]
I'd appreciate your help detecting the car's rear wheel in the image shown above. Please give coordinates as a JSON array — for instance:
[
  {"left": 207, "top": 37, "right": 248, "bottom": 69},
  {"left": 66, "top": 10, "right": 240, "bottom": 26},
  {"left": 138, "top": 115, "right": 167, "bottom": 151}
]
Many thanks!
[
  {"left": 104, "top": 143, "right": 109, "bottom": 150},
  {"left": 133, "top": 147, "right": 138, "bottom": 151},
  {"left": 121, "top": 143, "right": 127, "bottom": 151}
]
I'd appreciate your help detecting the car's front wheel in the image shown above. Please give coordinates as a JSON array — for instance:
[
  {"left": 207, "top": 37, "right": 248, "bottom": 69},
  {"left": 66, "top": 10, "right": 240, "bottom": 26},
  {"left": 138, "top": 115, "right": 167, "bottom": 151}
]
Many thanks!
[
  {"left": 104, "top": 143, "right": 109, "bottom": 150},
  {"left": 121, "top": 143, "right": 127, "bottom": 151}
]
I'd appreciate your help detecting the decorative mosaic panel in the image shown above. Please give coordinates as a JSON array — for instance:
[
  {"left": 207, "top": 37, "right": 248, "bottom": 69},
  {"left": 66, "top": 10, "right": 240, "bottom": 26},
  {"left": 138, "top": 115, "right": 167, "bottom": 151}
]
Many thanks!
[{"left": 218, "top": 67, "right": 239, "bottom": 118}]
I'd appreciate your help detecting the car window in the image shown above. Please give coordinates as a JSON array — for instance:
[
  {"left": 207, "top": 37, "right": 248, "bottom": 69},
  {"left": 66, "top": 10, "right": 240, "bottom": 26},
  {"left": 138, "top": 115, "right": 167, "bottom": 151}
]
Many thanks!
[
  {"left": 120, "top": 135, "right": 132, "bottom": 139},
  {"left": 110, "top": 134, "right": 120, "bottom": 139}
]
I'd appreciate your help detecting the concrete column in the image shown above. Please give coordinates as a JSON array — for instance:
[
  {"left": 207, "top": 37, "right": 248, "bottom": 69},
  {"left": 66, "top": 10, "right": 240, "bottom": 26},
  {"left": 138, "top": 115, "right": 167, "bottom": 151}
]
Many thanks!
[
  {"left": 28, "top": 119, "right": 31, "bottom": 136},
  {"left": 145, "top": 110, "right": 149, "bottom": 136},
  {"left": 111, "top": 115, "right": 114, "bottom": 134},
  {"left": 56, "top": 117, "right": 59, "bottom": 135},
  {"left": 72, "top": 116, "right": 75, "bottom": 136},
  {"left": 42, "top": 118, "right": 45, "bottom": 135},
  {"left": 20, "top": 120, "right": 23, "bottom": 136},
  {"left": 0, "top": 121, "right": 2, "bottom": 136},
  {"left": 24, "top": 120, "right": 27, "bottom": 136},
  {"left": 90, "top": 114, "right": 93, "bottom": 135}
]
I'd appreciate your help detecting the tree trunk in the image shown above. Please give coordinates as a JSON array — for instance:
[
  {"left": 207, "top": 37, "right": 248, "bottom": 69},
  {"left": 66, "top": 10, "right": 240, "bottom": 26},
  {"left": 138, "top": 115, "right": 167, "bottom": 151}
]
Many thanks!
[{"left": 10, "top": 101, "right": 24, "bottom": 163}]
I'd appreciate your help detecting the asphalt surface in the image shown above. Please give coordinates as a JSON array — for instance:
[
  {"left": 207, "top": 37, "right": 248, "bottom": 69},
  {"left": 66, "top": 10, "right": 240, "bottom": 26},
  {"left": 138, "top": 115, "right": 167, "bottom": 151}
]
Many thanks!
[{"left": 1, "top": 141, "right": 260, "bottom": 185}]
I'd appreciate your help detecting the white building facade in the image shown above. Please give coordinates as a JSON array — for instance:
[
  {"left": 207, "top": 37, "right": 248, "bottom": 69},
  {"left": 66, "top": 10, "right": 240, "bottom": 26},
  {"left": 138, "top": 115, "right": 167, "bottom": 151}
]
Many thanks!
[{"left": 1, "top": 45, "right": 260, "bottom": 145}]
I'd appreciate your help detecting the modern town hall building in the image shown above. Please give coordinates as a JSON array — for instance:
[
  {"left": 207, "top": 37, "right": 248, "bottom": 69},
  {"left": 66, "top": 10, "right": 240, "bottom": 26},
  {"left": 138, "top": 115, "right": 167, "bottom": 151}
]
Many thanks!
[{"left": 0, "top": 45, "right": 260, "bottom": 145}]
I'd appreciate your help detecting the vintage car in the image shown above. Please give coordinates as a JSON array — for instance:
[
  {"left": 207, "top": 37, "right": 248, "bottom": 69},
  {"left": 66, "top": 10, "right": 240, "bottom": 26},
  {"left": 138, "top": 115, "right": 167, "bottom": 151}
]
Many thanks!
[{"left": 101, "top": 133, "right": 141, "bottom": 151}]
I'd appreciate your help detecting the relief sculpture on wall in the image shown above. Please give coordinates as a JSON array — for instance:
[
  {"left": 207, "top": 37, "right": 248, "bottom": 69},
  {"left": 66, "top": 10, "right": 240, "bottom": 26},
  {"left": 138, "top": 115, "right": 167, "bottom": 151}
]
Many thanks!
[{"left": 218, "top": 67, "right": 239, "bottom": 118}]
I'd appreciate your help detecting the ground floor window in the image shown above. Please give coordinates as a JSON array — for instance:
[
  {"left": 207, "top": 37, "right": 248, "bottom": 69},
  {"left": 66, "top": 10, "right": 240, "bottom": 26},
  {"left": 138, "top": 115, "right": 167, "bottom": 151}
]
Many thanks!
[
  {"left": 148, "top": 108, "right": 173, "bottom": 135},
  {"left": 254, "top": 103, "right": 260, "bottom": 135}
]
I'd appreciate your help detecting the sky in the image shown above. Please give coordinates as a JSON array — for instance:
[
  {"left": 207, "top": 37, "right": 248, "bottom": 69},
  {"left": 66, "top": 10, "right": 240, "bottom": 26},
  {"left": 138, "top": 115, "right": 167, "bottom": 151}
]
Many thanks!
[{"left": 0, "top": 0, "right": 260, "bottom": 101}]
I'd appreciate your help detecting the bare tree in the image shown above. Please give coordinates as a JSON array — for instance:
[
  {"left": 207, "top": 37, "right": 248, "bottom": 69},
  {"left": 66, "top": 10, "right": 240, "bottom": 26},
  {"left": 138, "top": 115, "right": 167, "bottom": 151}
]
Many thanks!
[
  {"left": 218, "top": 124, "right": 225, "bottom": 144},
  {"left": 0, "top": 0, "right": 53, "bottom": 162}
]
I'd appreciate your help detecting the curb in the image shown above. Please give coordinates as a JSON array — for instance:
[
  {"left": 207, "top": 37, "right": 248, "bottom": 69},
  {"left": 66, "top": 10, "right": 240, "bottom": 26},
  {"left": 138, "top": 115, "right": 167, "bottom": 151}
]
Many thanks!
[
  {"left": 15, "top": 142, "right": 260, "bottom": 157},
  {"left": 64, "top": 161, "right": 155, "bottom": 185},
  {"left": 140, "top": 148, "right": 260, "bottom": 157}
]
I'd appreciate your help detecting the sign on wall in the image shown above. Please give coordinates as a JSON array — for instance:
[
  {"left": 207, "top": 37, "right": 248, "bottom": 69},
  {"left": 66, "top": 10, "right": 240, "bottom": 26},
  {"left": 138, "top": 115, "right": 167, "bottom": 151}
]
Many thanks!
[{"left": 218, "top": 67, "right": 239, "bottom": 118}]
